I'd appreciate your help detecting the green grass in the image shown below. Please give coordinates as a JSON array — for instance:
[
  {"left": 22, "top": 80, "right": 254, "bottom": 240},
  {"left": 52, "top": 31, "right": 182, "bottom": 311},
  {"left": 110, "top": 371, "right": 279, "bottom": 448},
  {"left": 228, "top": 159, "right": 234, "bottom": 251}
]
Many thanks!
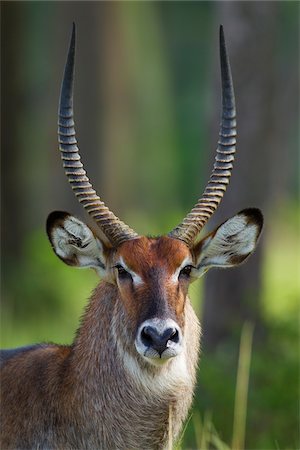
[{"left": 174, "top": 323, "right": 254, "bottom": 450}]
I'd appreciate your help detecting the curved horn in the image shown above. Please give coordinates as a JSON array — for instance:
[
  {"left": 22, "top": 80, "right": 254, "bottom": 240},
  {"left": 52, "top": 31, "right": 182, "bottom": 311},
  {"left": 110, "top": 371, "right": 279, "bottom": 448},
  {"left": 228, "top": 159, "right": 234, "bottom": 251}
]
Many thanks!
[
  {"left": 168, "top": 26, "right": 236, "bottom": 246},
  {"left": 58, "top": 24, "right": 139, "bottom": 246}
]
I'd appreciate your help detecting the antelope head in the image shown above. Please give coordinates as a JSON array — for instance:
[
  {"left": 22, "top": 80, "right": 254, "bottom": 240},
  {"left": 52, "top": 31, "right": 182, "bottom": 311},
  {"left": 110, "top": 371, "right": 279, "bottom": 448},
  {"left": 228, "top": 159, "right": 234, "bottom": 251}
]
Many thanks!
[{"left": 47, "top": 25, "right": 263, "bottom": 366}]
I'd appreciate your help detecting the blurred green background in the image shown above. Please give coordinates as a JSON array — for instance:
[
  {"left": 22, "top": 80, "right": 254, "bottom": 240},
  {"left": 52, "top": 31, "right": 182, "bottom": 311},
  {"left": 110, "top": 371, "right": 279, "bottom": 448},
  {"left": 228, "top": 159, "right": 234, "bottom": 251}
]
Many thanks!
[{"left": 1, "top": 2, "right": 299, "bottom": 449}]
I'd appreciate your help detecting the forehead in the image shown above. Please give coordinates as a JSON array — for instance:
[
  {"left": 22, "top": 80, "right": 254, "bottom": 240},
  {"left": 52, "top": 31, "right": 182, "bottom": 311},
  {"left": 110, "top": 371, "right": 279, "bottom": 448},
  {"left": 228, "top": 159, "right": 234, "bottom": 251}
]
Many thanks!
[{"left": 116, "top": 236, "right": 191, "bottom": 274}]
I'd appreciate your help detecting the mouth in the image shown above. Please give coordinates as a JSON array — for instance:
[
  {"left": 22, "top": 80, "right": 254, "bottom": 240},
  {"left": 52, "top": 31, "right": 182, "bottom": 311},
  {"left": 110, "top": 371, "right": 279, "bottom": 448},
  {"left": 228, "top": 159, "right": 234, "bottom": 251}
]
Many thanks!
[{"left": 142, "top": 345, "right": 182, "bottom": 366}]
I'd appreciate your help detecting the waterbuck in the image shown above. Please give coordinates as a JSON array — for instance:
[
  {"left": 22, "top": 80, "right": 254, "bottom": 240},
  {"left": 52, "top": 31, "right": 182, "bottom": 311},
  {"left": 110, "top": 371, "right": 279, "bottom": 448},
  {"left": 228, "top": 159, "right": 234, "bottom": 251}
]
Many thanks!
[{"left": 0, "top": 25, "right": 263, "bottom": 449}]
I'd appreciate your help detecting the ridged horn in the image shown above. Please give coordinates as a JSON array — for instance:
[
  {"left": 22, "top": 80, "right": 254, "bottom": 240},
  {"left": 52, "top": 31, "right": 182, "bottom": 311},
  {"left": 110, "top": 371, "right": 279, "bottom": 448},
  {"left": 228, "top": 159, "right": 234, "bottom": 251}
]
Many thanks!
[
  {"left": 58, "top": 24, "right": 139, "bottom": 247},
  {"left": 168, "top": 26, "right": 236, "bottom": 247}
]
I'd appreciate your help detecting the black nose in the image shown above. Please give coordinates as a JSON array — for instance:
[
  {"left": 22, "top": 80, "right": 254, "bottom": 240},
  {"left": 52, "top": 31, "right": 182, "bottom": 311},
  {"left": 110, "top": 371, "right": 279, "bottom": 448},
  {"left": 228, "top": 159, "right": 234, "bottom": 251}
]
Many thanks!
[{"left": 141, "top": 325, "right": 180, "bottom": 355}]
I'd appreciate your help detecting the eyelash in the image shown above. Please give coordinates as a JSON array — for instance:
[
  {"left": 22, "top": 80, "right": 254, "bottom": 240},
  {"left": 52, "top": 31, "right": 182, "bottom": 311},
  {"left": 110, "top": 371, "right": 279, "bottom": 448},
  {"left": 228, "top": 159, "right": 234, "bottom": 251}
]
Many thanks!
[{"left": 179, "top": 265, "right": 195, "bottom": 278}]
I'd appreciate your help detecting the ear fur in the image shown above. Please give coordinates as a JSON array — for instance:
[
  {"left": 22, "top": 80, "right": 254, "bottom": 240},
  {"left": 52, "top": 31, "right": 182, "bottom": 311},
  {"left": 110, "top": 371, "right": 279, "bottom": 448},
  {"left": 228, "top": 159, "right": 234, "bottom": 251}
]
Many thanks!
[
  {"left": 192, "top": 208, "right": 263, "bottom": 276},
  {"left": 46, "top": 211, "right": 108, "bottom": 276}
]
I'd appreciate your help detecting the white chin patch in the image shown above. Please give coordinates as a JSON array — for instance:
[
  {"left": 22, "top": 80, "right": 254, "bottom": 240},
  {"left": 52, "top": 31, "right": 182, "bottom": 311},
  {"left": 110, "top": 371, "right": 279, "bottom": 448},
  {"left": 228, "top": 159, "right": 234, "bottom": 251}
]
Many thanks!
[{"left": 142, "top": 346, "right": 183, "bottom": 367}]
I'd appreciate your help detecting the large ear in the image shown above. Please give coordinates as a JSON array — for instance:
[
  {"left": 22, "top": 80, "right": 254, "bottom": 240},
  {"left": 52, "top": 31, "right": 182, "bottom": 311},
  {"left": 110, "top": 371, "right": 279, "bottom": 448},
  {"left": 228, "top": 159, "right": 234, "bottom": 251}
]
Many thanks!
[
  {"left": 46, "top": 211, "right": 108, "bottom": 276},
  {"left": 192, "top": 208, "right": 263, "bottom": 277}
]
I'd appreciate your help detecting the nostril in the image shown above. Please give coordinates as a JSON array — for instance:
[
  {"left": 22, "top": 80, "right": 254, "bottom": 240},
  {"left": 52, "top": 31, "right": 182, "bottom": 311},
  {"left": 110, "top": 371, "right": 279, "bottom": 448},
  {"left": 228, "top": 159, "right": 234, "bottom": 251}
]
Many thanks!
[
  {"left": 141, "top": 326, "right": 154, "bottom": 347},
  {"left": 168, "top": 328, "right": 179, "bottom": 344}
]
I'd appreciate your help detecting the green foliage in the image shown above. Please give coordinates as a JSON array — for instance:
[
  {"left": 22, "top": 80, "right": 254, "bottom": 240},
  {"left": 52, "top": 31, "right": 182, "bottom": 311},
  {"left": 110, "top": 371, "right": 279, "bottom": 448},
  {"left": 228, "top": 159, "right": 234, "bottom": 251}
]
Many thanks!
[
  {"left": 1, "top": 230, "right": 97, "bottom": 347},
  {"left": 262, "top": 202, "right": 299, "bottom": 320}
]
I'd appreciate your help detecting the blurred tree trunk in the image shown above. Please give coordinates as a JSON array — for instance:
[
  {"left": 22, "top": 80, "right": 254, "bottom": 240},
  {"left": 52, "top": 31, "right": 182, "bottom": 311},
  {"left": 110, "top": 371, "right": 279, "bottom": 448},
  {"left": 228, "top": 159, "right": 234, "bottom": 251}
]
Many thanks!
[
  {"left": 1, "top": 3, "right": 24, "bottom": 264},
  {"left": 1, "top": 2, "right": 31, "bottom": 271},
  {"left": 1, "top": 2, "right": 55, "bottom": 267},
  {"left": 202, "top": 2, "right": 298, "bottom": 350},
  {"left": 95, "top": 2, "right": 180, "bottom": 235}
]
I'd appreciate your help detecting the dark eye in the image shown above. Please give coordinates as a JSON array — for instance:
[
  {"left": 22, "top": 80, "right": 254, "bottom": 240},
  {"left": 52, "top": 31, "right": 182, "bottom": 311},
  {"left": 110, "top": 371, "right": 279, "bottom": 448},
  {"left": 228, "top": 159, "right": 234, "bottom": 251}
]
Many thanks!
[
  {"left": 114, "top": 264, "right": 132, "bottom": 280},
  {"left": 179, "top": 265, "right": 194, "bottom": 279}
]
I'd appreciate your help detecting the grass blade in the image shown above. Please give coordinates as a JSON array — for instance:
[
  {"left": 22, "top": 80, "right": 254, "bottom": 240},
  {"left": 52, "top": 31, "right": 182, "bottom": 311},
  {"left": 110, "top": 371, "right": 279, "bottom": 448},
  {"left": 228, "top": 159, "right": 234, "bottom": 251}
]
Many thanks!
[{"left": 231, "top": 321, "right": 254, "bottom": 450}]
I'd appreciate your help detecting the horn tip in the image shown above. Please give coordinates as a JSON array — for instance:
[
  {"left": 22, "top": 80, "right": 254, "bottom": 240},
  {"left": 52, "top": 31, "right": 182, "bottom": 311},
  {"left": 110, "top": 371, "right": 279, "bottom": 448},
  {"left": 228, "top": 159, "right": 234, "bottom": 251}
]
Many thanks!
[
  {"left": 219, "top": 24, "right": 226, "bottom": 54},
  {"left": 71, "top": 22, "right": 76, "bottom": 42},
  {"left": 70, "top": 22, "right": 76, "bottom": 50},
  {"left": 219, "top": 24, "right": 224, "bottom": 41}
]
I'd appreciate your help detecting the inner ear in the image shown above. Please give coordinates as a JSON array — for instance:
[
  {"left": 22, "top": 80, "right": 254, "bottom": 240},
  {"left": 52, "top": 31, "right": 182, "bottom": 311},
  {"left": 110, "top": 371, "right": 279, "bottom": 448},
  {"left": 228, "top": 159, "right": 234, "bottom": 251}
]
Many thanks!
[
  {"left": 46, "top": 211, "right": 107, "bottom": 273},
  {"left": 192, "top": 208, "right": 263, "bottom": 274}
]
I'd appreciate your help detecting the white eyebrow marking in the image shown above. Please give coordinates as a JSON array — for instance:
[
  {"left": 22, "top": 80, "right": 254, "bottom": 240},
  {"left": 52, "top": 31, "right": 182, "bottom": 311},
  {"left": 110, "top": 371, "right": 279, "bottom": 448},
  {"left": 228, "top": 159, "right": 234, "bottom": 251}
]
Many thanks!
[
  {"left": 170, "top": 257, "right": 193, "bottom": 283},
  {"left": 119, "top": 257, "right": 144, "bottom": 286}
]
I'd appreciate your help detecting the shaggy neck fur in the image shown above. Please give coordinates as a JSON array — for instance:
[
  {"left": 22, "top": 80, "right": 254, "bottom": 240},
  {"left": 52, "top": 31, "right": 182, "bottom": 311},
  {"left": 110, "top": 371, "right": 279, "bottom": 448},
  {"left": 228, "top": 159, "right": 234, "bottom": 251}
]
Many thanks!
[{"left": 69, "top": 282, "right": 201, "bottom": 449}]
